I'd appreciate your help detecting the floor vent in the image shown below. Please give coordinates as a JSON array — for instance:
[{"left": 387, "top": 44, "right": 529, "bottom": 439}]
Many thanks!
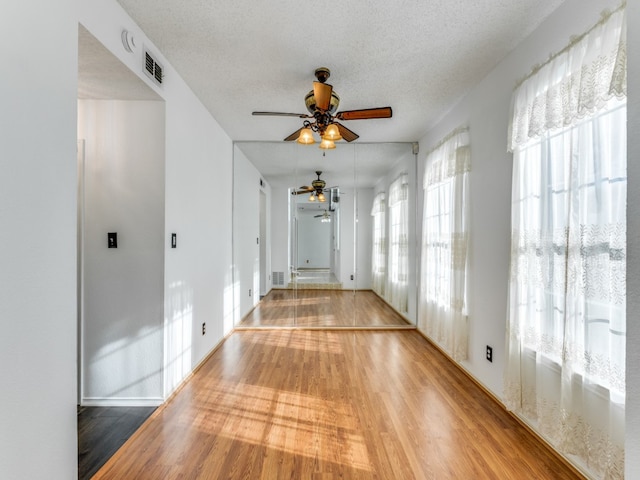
[
  {"left": 144, "top": 50, "right": 164, "bottom": 86},
  {"left": 272, "top": 272, "right": 285, "bottom": 286}
]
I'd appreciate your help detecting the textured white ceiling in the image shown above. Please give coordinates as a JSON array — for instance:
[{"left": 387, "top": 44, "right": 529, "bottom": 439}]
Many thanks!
[
  {"left": 235, "top": 141, "right": 415, "bottom": 189},
  {"left": 115, "top": 0, "right": 566, "bottom": 144},
  {"left": 81, "top": 1, "right": 567, "bottom": 187}
]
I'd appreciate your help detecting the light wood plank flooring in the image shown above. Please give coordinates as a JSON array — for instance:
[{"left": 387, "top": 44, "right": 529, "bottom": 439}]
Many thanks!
[
  {"left": 93, "top": 330, "right": 583, "bottom": 479},
  {"left": 239, "top": 289, "right": 412, "bottom": 328}
]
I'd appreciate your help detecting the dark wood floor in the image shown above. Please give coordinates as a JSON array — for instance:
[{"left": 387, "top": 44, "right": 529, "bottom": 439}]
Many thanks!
[
  {"left": 77, "top": 406, "right": 155, "bottom": 480},
  {"left": 239, "top": 289, "right": 412, "bottom": 327},
  {"left": 93, "top": 330, "right": 584, "bottom": 479}
]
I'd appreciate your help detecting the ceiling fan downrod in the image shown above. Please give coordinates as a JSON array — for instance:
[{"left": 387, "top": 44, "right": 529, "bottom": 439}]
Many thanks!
[{"left": 314, "top": 67, "right": 331, "bottom": 83}]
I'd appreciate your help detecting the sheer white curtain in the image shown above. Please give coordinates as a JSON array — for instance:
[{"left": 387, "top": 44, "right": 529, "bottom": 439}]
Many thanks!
[
  {"left": 418, "top": 128, "right": 470, "bottom": 361},
  {"left": 371, "top": 192, "right": 386, "bottom": 296},
  {"left": 505, "top": 7, "right": 626, "bottom": 479},
  {"left": 388, "top": 175, "right": 409, "bottom": 313}
]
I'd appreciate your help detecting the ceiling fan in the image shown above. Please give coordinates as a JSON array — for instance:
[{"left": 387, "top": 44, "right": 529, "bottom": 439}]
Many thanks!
[
  {"left": 314, "top": 210, "right": 331, "bottom": 222},
  {"left": 293, "top": 171, "right": 331, "bottom": 202},
  {"left": 252, "top": 67, "right": 392, "bottom": 148}
]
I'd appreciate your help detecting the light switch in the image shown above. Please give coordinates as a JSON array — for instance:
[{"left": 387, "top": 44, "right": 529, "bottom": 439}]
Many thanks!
[
  {"left": 171, "top": 233, "right": 177, "bottom": 248},
  {"left": 108, "top": 232, "right": 117, "bottom": 248}
]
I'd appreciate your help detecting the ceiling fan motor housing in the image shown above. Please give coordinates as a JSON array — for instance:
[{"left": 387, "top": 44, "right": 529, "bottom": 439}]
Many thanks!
[
  {"left": 312, "top": 178, "right": 326, "bottom": 193},
  {"left": 305, "top": 90, "right": 340, "bottom": 115}
]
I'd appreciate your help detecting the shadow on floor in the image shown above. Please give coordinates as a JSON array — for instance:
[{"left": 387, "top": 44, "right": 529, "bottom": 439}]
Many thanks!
[{"left": 77, "top": 406, "right": 156, "bottom": 480}]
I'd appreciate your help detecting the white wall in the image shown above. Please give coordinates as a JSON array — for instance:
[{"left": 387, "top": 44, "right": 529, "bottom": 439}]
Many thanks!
[
  {"left": 626, "top": 1, "right": 640, "bottom": 478},
  {"left": 259, "top": 190, "right": 270, "bottom": 296},
  {"left": 0, "top": 1, "right": 79, "bottom": 478},
  {"left": 270, "top": 186, "right": 291, "bottom": 286},
  {"left": 333, "top": 186, "right": 376, "bottom": 290},
  {"left": 79, "top": 0, "right": 234, "bottom": 398},
  {"left": 338, "top": 188, "right": 357, "bottom": 289},
  {"left": 163, "top": 86, "right": 233, "bottom": 388},
  {"left": 355, "top": 188, "right": 374, "bottom": 289},
  {"left": 233, "top": 145, "right": 271, "bottom": 321},
  {"left": 297, "top": 210, "right": 331, "bottom": 268},
  {"left": 78, "top": 99, "right": 165, "bottom": 405}
]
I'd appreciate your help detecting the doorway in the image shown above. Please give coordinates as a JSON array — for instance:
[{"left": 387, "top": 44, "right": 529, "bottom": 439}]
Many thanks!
[
  {"left": 291, "top": 196, "right": 340, "bottom": 288},
  {"left": 259, "top": 190, "right": 267, "bottom": 297},
  {"left": 77, "top": 23, "right": 165, "bottom": 478}
]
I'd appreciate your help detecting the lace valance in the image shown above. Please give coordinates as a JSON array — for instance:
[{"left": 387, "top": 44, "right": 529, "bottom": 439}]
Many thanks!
[
  {"left": 370, "top": 192, "right": 386, "bottom": 216},
  {"left": 508, "top": 6, "right": 626, "bottom": 151},
  {"left": 388, "top": 174, "right": 408, "bottom": 206},
  {"left": 423, "top": 127, "right": 470, "bottom": 189}
]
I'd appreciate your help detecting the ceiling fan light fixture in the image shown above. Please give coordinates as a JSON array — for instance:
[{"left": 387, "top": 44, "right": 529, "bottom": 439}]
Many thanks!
[
  {"left": 309, "top": 193, "right": 316, "bottom": 202},
  {"left": 252, "top": 68, "right": 392, "bottom": 144},
  {"left": 297, "top": 128, "right": 315, "bottom": 144},
  {"left": 323, "top": 124, "right": 342, "bottom": 141},
  {"left": 317, "top": 192, "right": 326, "bottom": 202},
  {"left": 319, "top": 139, "right": 335, "bottom": 150}
]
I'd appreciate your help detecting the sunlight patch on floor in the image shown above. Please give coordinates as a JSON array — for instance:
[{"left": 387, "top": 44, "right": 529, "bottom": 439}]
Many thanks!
[{"left": 192, "top": 380, "right": 373, "bottom": 472}]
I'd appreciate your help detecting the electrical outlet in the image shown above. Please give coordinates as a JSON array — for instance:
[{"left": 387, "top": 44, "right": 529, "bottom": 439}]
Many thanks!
[
  {"left": 486, "top": 345, "right": 493, "bottom": 362},
  {"left": 202, "top": 323, "right": 206, "bottom": 335}
]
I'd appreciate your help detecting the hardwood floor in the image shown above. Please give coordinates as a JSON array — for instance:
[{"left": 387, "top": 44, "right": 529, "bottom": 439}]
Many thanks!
[
  {"left": 93, "top": 330, "right": 583, "bottom": 479},
  {"left": 77, "top": 406, "right": 155, "bottom": 480},
  {"left": 239, "top": 289, "right": 412, "bottom": 328}
]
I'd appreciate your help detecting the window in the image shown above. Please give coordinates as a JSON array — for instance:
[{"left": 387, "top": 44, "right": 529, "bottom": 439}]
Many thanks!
[
  {"left": 387, "top": 175, "right": 408, "bottom": 313},
  {"left": 371, "top": 192, "right": 386, "bottom": 296},
  {"left": 505, "top": 7, "right": 626, "bottom": 477},
  {"left": 419, "top": 127, "right": 470, "bottom": 361}
]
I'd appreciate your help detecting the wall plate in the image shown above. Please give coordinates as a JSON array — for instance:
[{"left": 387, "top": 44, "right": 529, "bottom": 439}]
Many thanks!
[{"left": 108, "top": 232, "right": 117, "bottom": 248}]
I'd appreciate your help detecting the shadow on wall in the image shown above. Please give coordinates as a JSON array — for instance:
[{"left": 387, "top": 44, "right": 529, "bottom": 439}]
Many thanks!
[
  {"left": 85, "top": 316, "right": 164, "bottom": 403},
  {"left": 84, "top": 267, "right": 238, "bottom": 403},
  {"left": 224, "top": 266, "right": 236, "bottom": 335},
  {"left": 164, "top": 280, "right": 194, "bottom": 395}
]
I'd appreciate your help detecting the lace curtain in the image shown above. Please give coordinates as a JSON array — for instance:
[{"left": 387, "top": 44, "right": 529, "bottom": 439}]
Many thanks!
[
  {"left": 418, "top": 128, "right": 470, "bottom": 361},
  {"left": 371, "top": 192, "right": 386, "bottom": 296},
  {"left": 508, "top": 6, "right": 626, "bottom": 151},
  {"left": 388, "top": 175, "right": 409, "bottom": 313},
  {"left": 505, "top": 7, "right": 626, "bottom": 479}
]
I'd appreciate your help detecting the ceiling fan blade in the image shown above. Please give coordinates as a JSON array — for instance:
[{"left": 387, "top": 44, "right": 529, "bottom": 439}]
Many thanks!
[
  {"left": 313, "top": 82, "right": 333, "bottom": 111},
  {"left": 334, "top": 122, "right": 359, "bottom": 142},
  {"left": 284, "top": 127, "right": 304, "bottom": 142},
  {"left": 252, "top": 111, "right": 312, "bottom": 118},
  {"left": 336, "top": 107, "right": 393, "bottom": 121}
]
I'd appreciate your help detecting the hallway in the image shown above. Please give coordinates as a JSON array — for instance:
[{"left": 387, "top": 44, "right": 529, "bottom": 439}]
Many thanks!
[
  {"left": 239, "top": 290, "right": 412, "bottom": 328},
  {"left": 92, "top": 330, "right": 583, "bottom": 479}
]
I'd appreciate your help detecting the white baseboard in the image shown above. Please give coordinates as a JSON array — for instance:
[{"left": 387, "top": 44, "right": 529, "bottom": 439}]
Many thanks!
[{"left": 81, "top": 397, "right": 164, "bottom": 407}]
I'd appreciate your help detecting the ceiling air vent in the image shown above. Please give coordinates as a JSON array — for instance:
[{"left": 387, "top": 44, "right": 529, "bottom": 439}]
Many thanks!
[{"left": 144, "top": 49, "right": 164, "bottom": 86}]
